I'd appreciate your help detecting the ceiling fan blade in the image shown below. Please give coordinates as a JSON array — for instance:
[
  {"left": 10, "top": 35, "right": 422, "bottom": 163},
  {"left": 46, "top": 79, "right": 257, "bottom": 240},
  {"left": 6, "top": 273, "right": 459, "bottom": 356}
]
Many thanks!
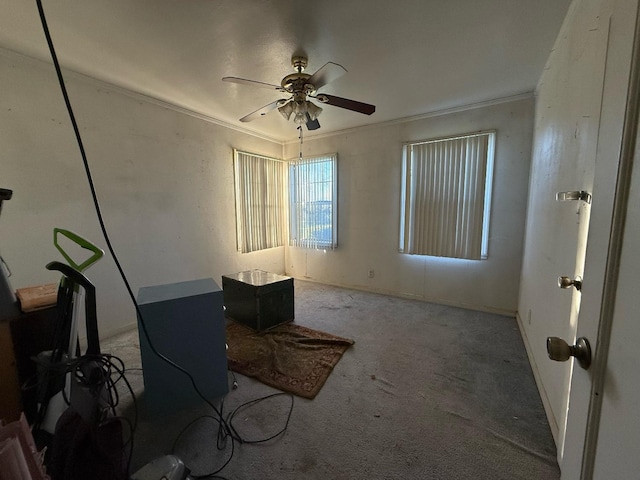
[
  {"left": 222, "top": 77, "right": 285, "bottom": 91},
  {"left": 315, "top": 94, "right": 376, "bottom": 115},
  {"left": 305, "top": 113, "right": 321, "bottom": 131},
  {"left": 239, "top": 100, "right": 286, "bottom": 122},
  {"left": 307, "top": 62, "right": 347, "bottom": 90}
]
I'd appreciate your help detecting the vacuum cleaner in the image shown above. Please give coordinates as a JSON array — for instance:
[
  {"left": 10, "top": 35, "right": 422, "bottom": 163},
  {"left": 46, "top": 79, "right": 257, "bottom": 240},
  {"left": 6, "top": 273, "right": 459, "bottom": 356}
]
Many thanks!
[
  {"left": 1, "top": 194, "right": 193, "bottom": 479},
  {"left": 36, "top": 228, "right": 104, "bottom": 435},
  {"left": 39, "top": 251, "right": 195, "bottom": 479},
  {"left": 129, "top": 455, "right": 193, "bottom": 480}
]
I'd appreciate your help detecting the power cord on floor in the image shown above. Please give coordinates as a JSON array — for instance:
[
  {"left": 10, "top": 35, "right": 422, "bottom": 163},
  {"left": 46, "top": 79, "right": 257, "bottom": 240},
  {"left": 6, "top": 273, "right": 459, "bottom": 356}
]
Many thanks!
[
  {"left": 34, "top": 1, "right": 295, "bottom": 477},
  {"left": 229, "top": 370, "right": 239, "bottom": 390},
  {"left": 171, "top": 393, "right": 294, "bottom": 479},
  {"left": 224, "top": 392, "right": 294, "bottom": 445}
]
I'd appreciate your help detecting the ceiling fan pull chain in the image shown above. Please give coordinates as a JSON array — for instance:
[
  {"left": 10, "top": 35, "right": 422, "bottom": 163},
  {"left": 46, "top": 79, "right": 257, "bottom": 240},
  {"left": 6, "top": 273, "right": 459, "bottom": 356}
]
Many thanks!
[{"left": 298, "top": 126, "right": 304, "bottom": 160}]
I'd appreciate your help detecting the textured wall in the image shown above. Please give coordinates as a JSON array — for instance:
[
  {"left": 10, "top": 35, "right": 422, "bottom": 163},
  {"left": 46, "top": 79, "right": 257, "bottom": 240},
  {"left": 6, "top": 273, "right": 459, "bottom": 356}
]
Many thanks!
[{"left": 0, "top": 50, "right": 284, "bottom": 338}]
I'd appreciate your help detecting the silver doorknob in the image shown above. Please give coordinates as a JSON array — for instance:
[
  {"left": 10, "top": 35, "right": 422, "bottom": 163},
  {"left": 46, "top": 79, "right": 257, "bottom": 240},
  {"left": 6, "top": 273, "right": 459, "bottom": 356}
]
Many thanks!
[
  {"left": 558, "top": 275, "right": 582, "bottom": 291},
  {"left": 546, "top": 336, "right": 592, "bottom": 370}
]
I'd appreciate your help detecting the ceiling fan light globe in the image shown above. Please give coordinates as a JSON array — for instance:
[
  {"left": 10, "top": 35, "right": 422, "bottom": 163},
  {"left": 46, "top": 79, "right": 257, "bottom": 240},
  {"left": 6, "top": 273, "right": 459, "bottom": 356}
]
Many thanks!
[
  {"left": 306, "top": 101, "right": 322, "bottom": 121},
  {"left": 293, "top": 101, "right": 307, "bottom": 115},
  {"left": 293, "top": 112, "right": 306, "bottom": 125},
  {"left": 278, "top": 102, "right": 293, "bottom": 120}
]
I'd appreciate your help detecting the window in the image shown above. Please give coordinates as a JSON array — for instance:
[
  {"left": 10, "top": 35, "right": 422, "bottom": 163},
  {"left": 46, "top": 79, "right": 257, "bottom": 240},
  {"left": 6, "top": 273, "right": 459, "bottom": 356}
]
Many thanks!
[
  {"left": 289, "top": 154, "right": 338, "bottom": 249},
  {"left": 233, "top": 149, "right": 287, "bottom": 253},
  {"left": 399, "top": 131, "right": 495, "bottom": 260}
]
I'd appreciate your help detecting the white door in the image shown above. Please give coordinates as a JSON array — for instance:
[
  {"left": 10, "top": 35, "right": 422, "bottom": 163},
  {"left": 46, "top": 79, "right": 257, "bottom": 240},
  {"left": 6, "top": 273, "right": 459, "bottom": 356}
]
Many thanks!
[
  {"left": 591, "top": 92, "right": 640, "bottom": 479},
  {"left": 560, "top": 1, "right": 640, "bottom": 478}
]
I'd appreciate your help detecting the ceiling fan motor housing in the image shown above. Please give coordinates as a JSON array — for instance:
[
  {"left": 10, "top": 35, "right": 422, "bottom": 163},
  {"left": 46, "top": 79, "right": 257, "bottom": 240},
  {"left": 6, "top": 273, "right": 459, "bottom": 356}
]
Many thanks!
[
  {"left": 281, "top": 73, "right": 315, "bottom": 95},
  {"left": 280, "top": 56, "right": 317, "bottom": 95}
]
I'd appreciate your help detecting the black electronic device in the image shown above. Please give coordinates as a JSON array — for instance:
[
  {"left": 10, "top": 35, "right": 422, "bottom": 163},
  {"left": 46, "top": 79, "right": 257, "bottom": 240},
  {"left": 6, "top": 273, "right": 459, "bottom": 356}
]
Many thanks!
[{"left": 0, "top": 187, "right": 20, "bottom": 321}]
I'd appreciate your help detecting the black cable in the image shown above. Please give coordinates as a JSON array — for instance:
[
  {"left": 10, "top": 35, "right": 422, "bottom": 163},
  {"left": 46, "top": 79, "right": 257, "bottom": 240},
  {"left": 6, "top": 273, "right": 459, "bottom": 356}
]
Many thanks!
[
  {"left": 71, "top": 352, "right": 138, "bottom": 476},
  {"left": 31, "top": 350, "right": 74, "bottom": 432},
  {"left": 34, "top": 3, "right": 296, "bottom": 477},
  {"left": 88, "top": 355, "right": 137, "bottom": 476},
  {"left": 30, "top": 349, "right": 139, "bottom": 476},
  {"left": 229, "top": 370, "right": 238, "bottom": 390},
  {"left": 74, "top": 353, "right": 139, "bottom": 432},
  {"left": 225, "top": 392, "right": 294, "bottom": 445},
  {"left": 171, "top": 392, "right": 293, "bottom": 478},
  {"left": 34, "top": 0, "right": 222, "bottom": 417},
  {"left": 170, "top": 412, "right": 234, "bottom": 477},
  {"left": 111, "top": 414, "right": 135, "bottom": 476},
  {"left": 33, "top": 1, "right": 237, "bottom": 473},
  {"left": 101, "top": 354, "right": 138, "bottom": 476}
]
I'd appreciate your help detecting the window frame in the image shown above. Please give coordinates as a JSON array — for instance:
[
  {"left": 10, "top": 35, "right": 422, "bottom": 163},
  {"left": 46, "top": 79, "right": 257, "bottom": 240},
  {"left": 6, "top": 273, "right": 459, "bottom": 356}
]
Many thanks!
[
  {"left": 399, "top": 131, "right": 496, "bottom": 260},
  {"left": 233, "top": 149, "right": 288, "bottom": 253},
  {"left": 288, "top": 153, "right": 338, "bottom": 250}
]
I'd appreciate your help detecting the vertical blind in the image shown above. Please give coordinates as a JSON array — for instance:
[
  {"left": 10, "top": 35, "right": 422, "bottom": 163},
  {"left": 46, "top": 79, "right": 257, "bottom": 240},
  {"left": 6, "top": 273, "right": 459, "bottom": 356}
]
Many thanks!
[
  {"left": 289, "top": 154, "right": 337, "bottom": 249},
  {"left": 399, "top": 132, "right": 495, "bottom": 260},
  {"left": 234, "top": 150, "right": 287, "bottom": 253}
]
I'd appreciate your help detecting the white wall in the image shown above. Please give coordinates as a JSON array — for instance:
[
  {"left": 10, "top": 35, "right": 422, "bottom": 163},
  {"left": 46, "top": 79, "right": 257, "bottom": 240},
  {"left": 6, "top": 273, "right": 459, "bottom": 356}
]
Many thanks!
[
  {"left": 283, "top": 98, "right": 534, "bottom": 314},
  {"left": 0, "top": 49, "right": 284, "bottom": 338},
  {"left": 1, "top": 47, "right": 535, "bottom": 338},
  {"left": 0, "top": 47, "right": 536, "bottom": 335}
]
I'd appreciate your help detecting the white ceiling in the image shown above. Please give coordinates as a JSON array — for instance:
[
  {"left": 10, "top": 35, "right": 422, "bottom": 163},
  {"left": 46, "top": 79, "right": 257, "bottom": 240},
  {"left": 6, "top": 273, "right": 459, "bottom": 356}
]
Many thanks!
[{"left": 1, "top": 0, "right": 572, "bottom": 142}]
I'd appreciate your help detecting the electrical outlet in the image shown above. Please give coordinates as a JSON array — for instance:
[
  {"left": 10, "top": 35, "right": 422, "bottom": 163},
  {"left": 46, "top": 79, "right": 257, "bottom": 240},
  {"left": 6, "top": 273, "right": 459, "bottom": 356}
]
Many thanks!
[{"left": 367, "top": 269, "right": 375, "bottom": 278}]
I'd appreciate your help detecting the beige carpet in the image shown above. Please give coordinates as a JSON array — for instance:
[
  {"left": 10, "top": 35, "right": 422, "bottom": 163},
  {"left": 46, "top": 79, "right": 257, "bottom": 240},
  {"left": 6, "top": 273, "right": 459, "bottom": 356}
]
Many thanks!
[
  {"left": 106, "top": 281, "right": 559, "bottom": 479},
  {"left": 226, "top": 321, "right": 355, "bottom": 399}
]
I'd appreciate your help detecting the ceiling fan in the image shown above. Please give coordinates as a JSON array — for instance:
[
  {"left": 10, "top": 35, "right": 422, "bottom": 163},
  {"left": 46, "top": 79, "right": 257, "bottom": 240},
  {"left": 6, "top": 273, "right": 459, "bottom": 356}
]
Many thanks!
[{"left": 222, "top": 55, "right": 376, "bottom": 131}]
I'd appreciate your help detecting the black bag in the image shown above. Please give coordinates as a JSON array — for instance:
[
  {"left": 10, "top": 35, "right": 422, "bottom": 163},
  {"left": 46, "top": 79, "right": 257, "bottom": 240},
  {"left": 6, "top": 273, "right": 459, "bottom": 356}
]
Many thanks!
[{"left": 49, "top": 406, "right": 127, "bottom": 480}]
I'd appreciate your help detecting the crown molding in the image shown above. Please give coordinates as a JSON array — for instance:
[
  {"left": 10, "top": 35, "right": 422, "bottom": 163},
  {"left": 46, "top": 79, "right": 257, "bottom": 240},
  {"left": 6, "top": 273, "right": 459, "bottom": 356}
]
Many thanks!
[
  {"left": 283, "top": 92, "right": 534, "bottom": 145},
  {"left": 3, "top": 47, "right": 533, "bottom": 148},
  {"left": 0, "top": 46, "right": 283, "bottom": 144}
]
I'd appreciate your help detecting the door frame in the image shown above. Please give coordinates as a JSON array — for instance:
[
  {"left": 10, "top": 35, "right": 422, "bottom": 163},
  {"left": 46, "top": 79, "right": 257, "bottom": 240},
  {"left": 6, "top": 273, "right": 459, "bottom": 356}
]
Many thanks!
[{"left": 578, "top": 4, "right": 640, "bottom": 478}]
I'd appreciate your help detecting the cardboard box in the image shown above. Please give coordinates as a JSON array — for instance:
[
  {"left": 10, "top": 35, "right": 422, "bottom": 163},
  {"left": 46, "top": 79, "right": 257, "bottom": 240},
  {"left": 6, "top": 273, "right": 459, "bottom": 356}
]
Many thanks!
[{"left": 16, "top": 283, "right": 57, "bottom": 312}]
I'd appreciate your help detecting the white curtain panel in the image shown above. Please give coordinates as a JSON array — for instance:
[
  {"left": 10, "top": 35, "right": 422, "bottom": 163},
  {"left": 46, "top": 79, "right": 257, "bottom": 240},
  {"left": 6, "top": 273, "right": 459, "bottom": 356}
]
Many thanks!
[
  {"left": 234, "top": 150, "right": 287, "bottom": 253},
  {"left": 289, "top": 154, "right": 337, "bottom": 249},
  {"left": 400, "top": 132, "right": 494, "bottom": 260}
]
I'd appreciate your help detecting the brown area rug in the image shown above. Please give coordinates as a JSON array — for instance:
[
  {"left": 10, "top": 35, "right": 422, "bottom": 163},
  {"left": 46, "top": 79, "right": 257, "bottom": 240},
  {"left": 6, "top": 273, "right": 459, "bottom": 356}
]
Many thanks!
[{"left": 226, "top": 321, "right": 355, "bottom": 399}]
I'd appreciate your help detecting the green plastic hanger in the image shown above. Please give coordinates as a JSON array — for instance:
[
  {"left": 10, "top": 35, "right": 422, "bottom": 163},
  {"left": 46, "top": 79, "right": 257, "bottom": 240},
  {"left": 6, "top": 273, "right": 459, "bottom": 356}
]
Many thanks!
[{"left": 53, "top": 228, "right": 104, "bottom": 272}]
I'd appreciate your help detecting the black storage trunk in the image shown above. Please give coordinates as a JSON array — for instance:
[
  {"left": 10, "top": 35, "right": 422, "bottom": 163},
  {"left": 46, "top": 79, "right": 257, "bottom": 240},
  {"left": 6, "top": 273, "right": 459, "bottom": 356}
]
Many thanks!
[{"left": 222, "top": 270, "right": 294, "bottom": 331}]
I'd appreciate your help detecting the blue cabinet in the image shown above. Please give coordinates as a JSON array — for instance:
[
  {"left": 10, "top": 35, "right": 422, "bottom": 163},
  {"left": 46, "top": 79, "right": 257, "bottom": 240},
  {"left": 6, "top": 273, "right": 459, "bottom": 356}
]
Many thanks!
[{"left": 137, "top": 278, "right": 228, "bottom": 416}]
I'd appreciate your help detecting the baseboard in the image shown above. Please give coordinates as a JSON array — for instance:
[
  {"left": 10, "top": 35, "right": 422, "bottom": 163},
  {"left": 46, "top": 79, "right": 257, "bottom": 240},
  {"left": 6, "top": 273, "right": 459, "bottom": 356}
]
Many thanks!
[
  {"left": 101, "top": 321, "right": 138, "bottom": 342},
  {"left": 515, "top": 311, "right": 560, "bottom": 447},
  {"left": 291, "top": 276, "right": 516, "bottom": 317},
  {"left": 78, "top": 321, "right": 138, "bottom": 348}
]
